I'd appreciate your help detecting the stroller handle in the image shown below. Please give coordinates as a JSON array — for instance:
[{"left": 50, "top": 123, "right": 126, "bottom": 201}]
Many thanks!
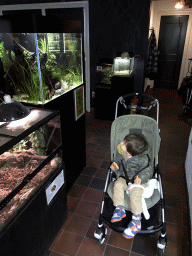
[
  {"left": 115, "top": 93, "right": 159, "bottom": 124},
  {"left": 120, "top": 92, "right": 157, "bottom": 102}
]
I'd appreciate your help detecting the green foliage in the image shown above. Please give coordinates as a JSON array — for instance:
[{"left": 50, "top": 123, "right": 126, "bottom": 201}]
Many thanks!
[
  {"left": 65, "top": 69, "right": 75, "bottom": 89},
  {"left": 101, "top": 66, "right": 113, "bottom": 84},
  {"left": 29, "top": 128, "right": 46, "bottom": 156},
  {"left": 38, "top": 38, "right": 49, "bottom": 54},
  {"left": 10, "top": 139, "right": 27, "bottom": 152},
  {"left": 0, "top": 41, "right": 15, "bottom": 72}
]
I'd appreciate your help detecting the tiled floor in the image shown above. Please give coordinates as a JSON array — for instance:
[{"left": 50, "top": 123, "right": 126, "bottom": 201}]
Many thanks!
[{"left": 48, "top": 87, "right": 191, "bottom": 256}]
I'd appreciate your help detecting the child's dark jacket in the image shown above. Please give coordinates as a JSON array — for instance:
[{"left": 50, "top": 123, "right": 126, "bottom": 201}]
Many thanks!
[{"left": 114, "top": 144, "right": 153, "bottom": 184}]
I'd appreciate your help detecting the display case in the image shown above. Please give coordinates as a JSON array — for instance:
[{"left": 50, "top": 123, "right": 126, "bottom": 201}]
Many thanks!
[
  {"left": 0, "top": 107, "right": 67, "bottom": 256},
  {"left": 113, "top": 53, "right": 134, "bottom": 77},
  {"left": 0, "top": 32, "right": 83, "bottom": 104}
]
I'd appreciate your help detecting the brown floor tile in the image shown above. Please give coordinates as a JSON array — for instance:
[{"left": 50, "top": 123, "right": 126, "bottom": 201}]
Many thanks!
[
  {"left": 81, "top": 166, "right": 98, "bottom": 176},
  {"left": 51, "top": 230, "right": 84, "bottom": 256},
  {"left": 165, "top": 206, "right": 183, "bottom": 225},
  {"left": 104, "top": 151, "right": 111, "bottom": 161},
  {"left": 100, "top": 139, "right": 110, "bottom": 146},
  {"left": 162, "top": 181, "right": 182, "bottom": 196},
  {"left": 166, "top": 223, "right": 184, "bottom": 246},
  {"left": 88, "top": 137, "right": 102, "bottom": 144},
  {"left": 107, "top": 230, "right": 133, "bottom": 251},
  {"left": 86, "top": 149, "right": 94, "bottom": 157},
  {"left": 76, "top": 237, "right": 106, "bottom": 256},
  {"left": 61, "top": 212, "right": 73, "bottom": 230},
  {"left": 64, "top": 213, "right": 92, "bottom": 236},
  {"left": 93, "top": 203, "right": 102, "bottom": 220},
  {"left": 92, "top": 150, "right": 108, "bottom": 159},
  {"left": 86, "top": 157, "right": 103, "bottom": 168},
  {"left": 48, "top": 252, "right": 62, "bottom": 256},
  {"left": 163, "top": 240, "right": 183, "bottom": 256},
  {"left": 74, "top": 174, "right": 93, "bottom": 187},
  {"left": 96, "top": 144, "right": 109, "bottom": 152},
  {"left": 164, "top": 192, "right": 182, "bottom": 209},
  {"left": 100, "top": 160, "right": 110, "bottom": 169},
  {"left": 89, "top": 177, "right": 106, "bottom": 190},
  {"left": 67, "top": 184, "right": 87, "bottom": 199},
  {"left": 86, "top": 219, "right": 100, "bottom": 240},
  {"left": 104, "top": 245, "right": 131, "bottom": 255},
  {"left": 95, "top": 168, "right": 109, "bottom": 180},
  {"left": 132, "top": 233, "right": 158, "bottom": 256},
  {"left": 163, "top": 169, "right": 185, "bottom": 184},
  {"left": 82, "top": 187, "right": 103, "bottom": 203},
  {"left": 67, "top": 196, "right": 80, "bottom": 212},
  {"left": 74, "top": 199, "right": 98, "bottom": 218},
  {"left": 49, "top": 230, "right": 63, "bottom": 250}
]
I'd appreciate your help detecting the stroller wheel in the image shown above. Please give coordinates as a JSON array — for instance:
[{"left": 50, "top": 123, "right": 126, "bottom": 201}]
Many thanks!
[
  {"left": 98, "top": 237, "right": 106, "bottom": 245},
  {"left": 157, "top": 233, "right": 167, "bottom": 255},
  {"left": 158, "top": 248, "right": 165, "bottom": 256},
  {"left": 94, "top": 225, "right": 107, "bottom": 244}
]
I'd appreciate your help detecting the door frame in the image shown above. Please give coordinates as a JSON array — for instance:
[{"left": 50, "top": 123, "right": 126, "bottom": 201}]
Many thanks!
[
  {"left": 150, "top": 2, "right": 192, "bottom": 89},
  {"left": 0, "top": 1, "right": 90, "bottom": 111}
]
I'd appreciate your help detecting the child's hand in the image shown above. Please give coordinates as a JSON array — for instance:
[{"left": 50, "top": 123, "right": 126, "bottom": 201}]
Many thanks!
[
  {"left": 134, "top": 175, "right": 141, "bottom": 185},
  {"left": 110, "top": 162, "right": 119, "bottom": 171}
]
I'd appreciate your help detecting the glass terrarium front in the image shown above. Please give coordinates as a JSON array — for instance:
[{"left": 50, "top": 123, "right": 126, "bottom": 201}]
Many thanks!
[
  {"left": 0, "top": 109, "right": 63, "bottom": 232},
  {"left": 113, "top": 56, "right": 134, "bottom": 77},
  {"left": 0, "top": 33, "right": 83, "bottom": 104}
]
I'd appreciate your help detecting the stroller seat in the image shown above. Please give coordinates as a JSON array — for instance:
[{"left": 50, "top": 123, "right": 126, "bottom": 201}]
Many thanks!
[
  {"left": 108, "top": 114, "right": 161, "bottom": 219},
  {"left": 107, "top": 180, "right": 161, "bottom": 213}
]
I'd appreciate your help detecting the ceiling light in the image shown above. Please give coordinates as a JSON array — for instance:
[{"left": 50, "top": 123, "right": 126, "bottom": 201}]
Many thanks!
[{"left": 175, "top": 0, "right": 184, "bottom": 9}]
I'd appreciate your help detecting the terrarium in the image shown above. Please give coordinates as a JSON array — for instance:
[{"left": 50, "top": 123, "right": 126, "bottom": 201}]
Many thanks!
[
  {"left": 113, "top": 52, "right": 134, "bottom": 77},
  {"left": 0, "top": 107, "right": 63, "bottom": 232},
  {"left": 0, "top": 33, "right": 83, "bottom": 104}
]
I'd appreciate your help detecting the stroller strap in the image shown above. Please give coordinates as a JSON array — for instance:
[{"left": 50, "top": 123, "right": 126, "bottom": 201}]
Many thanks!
[{"left": 121, "top": 154, "right": 150, "bottom": 184}]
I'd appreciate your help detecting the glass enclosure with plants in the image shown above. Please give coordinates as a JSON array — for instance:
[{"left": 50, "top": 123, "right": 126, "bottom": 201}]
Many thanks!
[
  {"left": 0, "top": 33, "right": 83, "bottom": 104},
  {"left": 113, "top": 55, "right": 134, "bottom": 77},
  {"left": 0, "top": 108, "right": 63, "bottom": 232}
]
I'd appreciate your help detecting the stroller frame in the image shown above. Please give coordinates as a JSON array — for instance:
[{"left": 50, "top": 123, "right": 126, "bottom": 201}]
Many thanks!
[{"left": 94, "top": 93, "right": 167, "bottom": 255}]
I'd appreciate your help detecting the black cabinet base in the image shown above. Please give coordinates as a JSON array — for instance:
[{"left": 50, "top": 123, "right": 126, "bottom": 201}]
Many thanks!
[{"left": 0, "top": 164, "right": 67, "bottom": 256}]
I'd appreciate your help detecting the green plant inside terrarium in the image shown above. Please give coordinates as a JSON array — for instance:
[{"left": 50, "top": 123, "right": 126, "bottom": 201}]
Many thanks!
[{"left": 101, "top": 66, "right": 113, "bottom": 84}]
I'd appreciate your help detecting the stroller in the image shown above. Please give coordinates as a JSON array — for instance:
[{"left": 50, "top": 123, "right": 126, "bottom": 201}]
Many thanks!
[{"left": 94, "top": 93, "right": 167, "bottom": 255}]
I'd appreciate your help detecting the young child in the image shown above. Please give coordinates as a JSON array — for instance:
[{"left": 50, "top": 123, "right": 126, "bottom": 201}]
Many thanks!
[{"left": 110, "top": 134, "right": 152, "bottom": 239}]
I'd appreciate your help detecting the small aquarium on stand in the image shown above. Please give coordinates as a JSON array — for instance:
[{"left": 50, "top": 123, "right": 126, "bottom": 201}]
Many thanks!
[
  {"left": 111, "top": 52, "right": 135, "bottom": 117},
  {"left": 0, "top": 104, "right": 67, "bottom": 256},
  {"left": 0, "top": 32, "right": 83, "bottom": 105},
  {"left": 113, "top": 52, "right": 134, "bottom": 77}
]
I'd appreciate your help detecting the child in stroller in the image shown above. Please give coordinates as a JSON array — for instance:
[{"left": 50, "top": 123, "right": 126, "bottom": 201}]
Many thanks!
[
  {"left": 94, "top": 93, "right": 167, "bottom": 255},
  {"left": 110, "top": 133, "right": 153, "bottom": 239}
]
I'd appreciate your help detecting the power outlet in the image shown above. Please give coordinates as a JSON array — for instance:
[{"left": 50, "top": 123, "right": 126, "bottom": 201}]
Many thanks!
[{"left": 92, "top": 91, "right": 95, "bottom": 98}]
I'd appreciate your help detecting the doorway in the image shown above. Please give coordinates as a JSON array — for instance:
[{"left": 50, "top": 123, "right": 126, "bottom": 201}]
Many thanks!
[{"left": 155, "top": 15, "right": 189, "bottom": 89}]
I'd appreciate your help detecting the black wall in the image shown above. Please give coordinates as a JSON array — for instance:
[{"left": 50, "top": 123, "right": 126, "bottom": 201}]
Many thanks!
[
  {"left": 0, "top": 0, "right": 150, "bottom": 108},
  {"left": 89, "top": 0, "right": 150, "bottom": 107}
]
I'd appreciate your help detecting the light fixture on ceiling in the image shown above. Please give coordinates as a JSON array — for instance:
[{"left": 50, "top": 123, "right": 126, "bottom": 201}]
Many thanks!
[{"left": 175, "top": 0, "right": 184, "bottom": 8}]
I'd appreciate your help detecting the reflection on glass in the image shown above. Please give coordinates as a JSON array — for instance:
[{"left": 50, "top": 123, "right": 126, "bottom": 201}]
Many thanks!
[{"left": 0, "top": 33, "right": 83, "bottom": 104}]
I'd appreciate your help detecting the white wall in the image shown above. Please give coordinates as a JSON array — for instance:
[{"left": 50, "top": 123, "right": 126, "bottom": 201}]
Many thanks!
[{"left": 150, "top": 0, "right": 192, "bottom": 89}]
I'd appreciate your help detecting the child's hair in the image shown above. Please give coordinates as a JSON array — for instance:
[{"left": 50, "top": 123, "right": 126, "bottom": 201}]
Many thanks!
[{"left": 123, "top": 134, "right": 148, "bottom": 156}]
